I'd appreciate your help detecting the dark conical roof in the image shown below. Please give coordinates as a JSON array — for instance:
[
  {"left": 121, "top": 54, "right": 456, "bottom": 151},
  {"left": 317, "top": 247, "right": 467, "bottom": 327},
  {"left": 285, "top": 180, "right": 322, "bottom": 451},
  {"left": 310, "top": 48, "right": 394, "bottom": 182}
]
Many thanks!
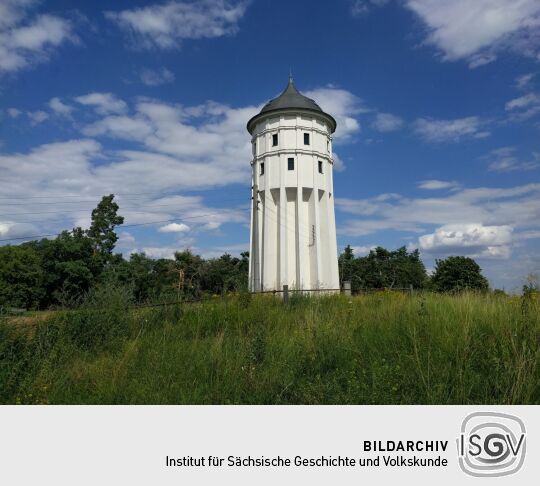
[
  {"left": 247, "top": 77, "right": 337, "bottom": 134},
  {"left": 260, "top": 77, "right": 323, "bottom": 114}
]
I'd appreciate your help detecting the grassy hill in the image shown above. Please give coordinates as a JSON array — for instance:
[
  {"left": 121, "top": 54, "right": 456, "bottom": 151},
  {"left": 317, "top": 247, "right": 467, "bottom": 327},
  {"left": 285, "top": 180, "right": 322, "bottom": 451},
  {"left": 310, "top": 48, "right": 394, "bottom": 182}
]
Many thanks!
[{"left": 1, "top": 290, "right": 538, "bottom": 404}]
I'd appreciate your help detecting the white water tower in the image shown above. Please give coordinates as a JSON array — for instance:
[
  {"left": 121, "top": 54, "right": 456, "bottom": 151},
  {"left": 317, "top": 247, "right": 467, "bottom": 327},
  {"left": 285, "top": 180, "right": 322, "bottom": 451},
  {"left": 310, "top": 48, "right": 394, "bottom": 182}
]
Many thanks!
[{"left": 248, "top": 77, "right": 340, "bottom": 292}]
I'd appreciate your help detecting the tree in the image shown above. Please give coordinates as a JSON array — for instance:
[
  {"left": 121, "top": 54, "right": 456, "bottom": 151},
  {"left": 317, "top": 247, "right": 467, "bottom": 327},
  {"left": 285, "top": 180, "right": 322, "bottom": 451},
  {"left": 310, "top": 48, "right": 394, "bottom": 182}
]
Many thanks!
[
  {"left": 172, "top": 250, "right": 204, "bottom": 296},
  {"left": 339, "top": 246, "right": 427, "bottom": 291},
  {"left": 338, "top": 245, "right": 355, "bottom": 285},
  {"left": 37, "top": 228, "right": 101, "bottom": 307},
  {"left": 431, "top": 256, "right": 489, "bottom": 292},
  {"left": 87, "top": 194, "right": 124, "bottom": 263},
  {"left": 0, "top": 245, "right": 44, "bottom": 309}
]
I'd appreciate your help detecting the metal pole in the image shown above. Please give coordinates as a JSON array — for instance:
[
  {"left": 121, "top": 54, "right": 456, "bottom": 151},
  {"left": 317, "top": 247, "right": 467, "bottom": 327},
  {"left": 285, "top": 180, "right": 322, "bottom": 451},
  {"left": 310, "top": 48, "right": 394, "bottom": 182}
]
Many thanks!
[{"left": 283, "top": 284, "right": 289, "bottom": 304}]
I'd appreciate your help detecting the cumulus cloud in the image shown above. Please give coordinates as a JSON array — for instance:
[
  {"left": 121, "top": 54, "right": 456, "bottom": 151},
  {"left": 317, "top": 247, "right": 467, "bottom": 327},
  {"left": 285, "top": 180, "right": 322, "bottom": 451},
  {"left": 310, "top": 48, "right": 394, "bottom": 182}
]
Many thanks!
[
  {"left": 0, "top": 85, "right": 362, "bottom": 244},
  {"left": 417, "top": 180, "right": 459, "bottom": 190},
  {"left": 140, "top": 67, "right": 175, "bottom": 86},
  {"left": 304, "top": 86, "right": 366, "bottom": 141},
  {"left": 0, "top": 1, "right": 76, "bottom": 73},
  {"left": 48, "top": 97, "right": 72, "bottom": 115},
  {"left": 418, "top": 223, "right": 513, "bottom": 259},
  {"left": 105, "top": 0, "right": 249, "bottom": 49},
  {"left": 7, "top": 108, "right": 21, "bottom": 118},
  {"left": 0, "top": 132, "right": 248, "bottom": 243},
  {"left": 27, "top": 110, "right": 48, "bottom": 125},
  {"left": 132, "top": 247, "right": 178, "bottom": 259},
  {"left": 414, "top": 116, "right": 490, "bottom": 142},
  {"left": 336, "top": 183, "right": 540, "bottom": 245},
  {"left": 74, "top": 93, "right": 128, "bottom": 115},
  {"left": 332, "top": 152, "right": 346, "bottom": 172},
  {"left": 351, "top": 245, "right": 377, "bottom": 256},
  {"left": 158, "top": 222, "right": 190, "bottom": 233},
  {"left": 372, "top": 112, "right": 403, "bottom": 132},
  {"left": 404, "top": 0, "right": 540, "bottom": 67}
]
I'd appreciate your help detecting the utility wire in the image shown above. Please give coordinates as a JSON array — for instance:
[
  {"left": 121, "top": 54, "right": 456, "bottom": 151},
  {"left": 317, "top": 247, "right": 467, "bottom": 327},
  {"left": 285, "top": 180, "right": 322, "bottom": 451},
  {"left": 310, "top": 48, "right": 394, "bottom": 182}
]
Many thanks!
[
  {"left": 0, "top": 196, "right": 249, "bottom": 218},
  {"left": 0, "top": 188, "right": 251, "bottom": 200},
  {"left": 0, "top": 209, "right": 251, "bottom": 243}
]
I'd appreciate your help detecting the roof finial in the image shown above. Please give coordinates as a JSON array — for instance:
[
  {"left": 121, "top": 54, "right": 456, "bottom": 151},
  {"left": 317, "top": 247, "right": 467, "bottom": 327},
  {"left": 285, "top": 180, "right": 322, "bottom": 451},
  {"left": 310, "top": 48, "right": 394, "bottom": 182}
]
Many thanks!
[{"left": 289, "top": 67, "right": 293, "bottom": 84}]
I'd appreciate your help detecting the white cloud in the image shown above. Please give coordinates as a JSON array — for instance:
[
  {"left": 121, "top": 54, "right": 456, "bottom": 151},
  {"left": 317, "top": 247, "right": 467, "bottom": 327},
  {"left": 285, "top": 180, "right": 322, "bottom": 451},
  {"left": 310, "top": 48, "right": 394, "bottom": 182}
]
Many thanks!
[
  {"left": 7, "top": 108, "right": 21, "bottom": 118},
  {"left": 516, "top": 73, "right": 534, "bottom": 89},
  {"left": 134, "top": 247, "right": 178, "bottom": 259},
  {"left": 414, "top": 116, "right": 490, "bottom": 142},
  {"left": 351, "top": 0, "right": 389, "bottom": 16},
  {"left": 27, "top": 110, "right": 48, "bottom": 125},
  {"left": 116, "top": 231, "right": 136, "bottom": 248},
  {"left": 332, "top": 152, "right": 346, "bottom": 172},
  {"left": 0, "top": 134, "right": 248, "bottom": 243},
  {"left": 159, "top": 222, "right": 190, "bottom": 233},
  {"left": 336, "top": 183, "right": 540, "bottom": 239},
  {"left": 417, "top": 180, "right": 459, "bottom": 190},
  {"left": 486, "top": 146, "right": 540, "bottom": 172},
  {"left": 504, "top": 92, "right": 540, "bottom": 121},
  {"left": 351, "top": 245, "right": 377, "bottom": 256},
  {"left": 304, "top": 86, "right": 366, "bottom": 141},
  {"left": 105, "top": 0, "right": 248, "bottom": 49},
  {"left": 418, "top": 223, "right": 513, "bottom": 259},
  {"left": 0, "top": 1, "right": 75, "bottom": 73},
  {"left": 82, "top": 115, "right": 153, "bottom": 140},
  {"left": 468, "top": 53, "right": 497, "bottom": 69},
  {"left": 505, "top": 93, "right": 540, "bottom": 110},
  {"left": 48, "top": 97, "right": 72, "bottom": 115},
  {"left": 0, "top": 86, "right": 361, "bottom": 245},
  {"left": 74, "top": 93, "right": 128, "bottom": 115},
  {"left": 372, "top": 112, "right": 403, "bottom": 132},
  {"left": 140, "top": 67, "right": 175, "bottom": 86},
  {"left": 404, "top": 0, "right": 540, "bottom": 67}
]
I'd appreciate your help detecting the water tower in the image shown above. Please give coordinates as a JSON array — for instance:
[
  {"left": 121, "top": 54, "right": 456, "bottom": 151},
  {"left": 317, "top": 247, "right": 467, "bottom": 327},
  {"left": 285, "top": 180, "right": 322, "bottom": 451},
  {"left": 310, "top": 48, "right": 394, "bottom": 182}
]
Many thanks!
[{"left": 247, "top": 77, "right": 340, "bottom": 292}]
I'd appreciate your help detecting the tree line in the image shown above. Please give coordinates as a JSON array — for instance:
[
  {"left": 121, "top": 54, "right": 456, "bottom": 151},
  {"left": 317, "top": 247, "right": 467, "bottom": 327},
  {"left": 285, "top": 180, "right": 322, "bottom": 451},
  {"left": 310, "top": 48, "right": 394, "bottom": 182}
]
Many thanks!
[{"left": 0, "top": 195, "right": 492, "bottom": 310}]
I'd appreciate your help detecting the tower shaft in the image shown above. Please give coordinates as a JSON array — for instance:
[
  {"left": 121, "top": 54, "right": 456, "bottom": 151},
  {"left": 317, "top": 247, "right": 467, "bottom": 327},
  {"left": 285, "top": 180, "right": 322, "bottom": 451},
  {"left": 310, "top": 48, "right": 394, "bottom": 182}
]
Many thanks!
[{"left": 248, "top": 110, "right": 339, "bottom": 291}]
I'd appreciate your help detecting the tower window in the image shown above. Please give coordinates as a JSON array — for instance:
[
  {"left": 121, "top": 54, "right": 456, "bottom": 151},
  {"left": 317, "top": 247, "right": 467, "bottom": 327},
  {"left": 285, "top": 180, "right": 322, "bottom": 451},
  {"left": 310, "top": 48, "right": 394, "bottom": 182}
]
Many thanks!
[
  {"left": 288, "top": 158, "right": 294, "bottom": 171},
  {"left": 318, "top": 160, "right": 323, "bottom": 174},
  {"left": 260, "top": 162, "right": 264, "bottom": 175},
  {"left": 272, "top": 133, "right": 278, "bottom": 146},
  {"left": 304, "top": 133, "right": 310, "bottom": 145}
]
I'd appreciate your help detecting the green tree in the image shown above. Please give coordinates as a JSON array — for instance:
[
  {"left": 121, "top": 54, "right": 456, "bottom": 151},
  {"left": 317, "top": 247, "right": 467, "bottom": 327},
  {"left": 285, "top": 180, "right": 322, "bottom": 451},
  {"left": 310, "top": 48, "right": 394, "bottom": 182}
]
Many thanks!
[
  {"left": 0, "top": 245, "right": 44, "bottom": 309},
  {"left": 87, "top": 194, "right": 124, "bottom": 263},
  {"left": 37, "top": 228, "right": 101, "bottom": 307},
  {"left": 431, "top": 256, "right": 489, "bottom": 292},
  {"left": 338, "top": 245, "right": 355, "bottom": 285},
  {"left": 339, "top": 246, "right": 427, "bottom": 291}
]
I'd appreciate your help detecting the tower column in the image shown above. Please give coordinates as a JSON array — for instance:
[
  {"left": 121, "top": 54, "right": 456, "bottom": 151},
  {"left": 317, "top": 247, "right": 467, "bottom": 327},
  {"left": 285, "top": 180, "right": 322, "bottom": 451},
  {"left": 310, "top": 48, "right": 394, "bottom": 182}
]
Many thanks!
[
  {"left": 312, "top": 155, "right": 323, "bottom": 288},
  {"left": 279, "top": 163, "right": 288, "bottom": 287}
]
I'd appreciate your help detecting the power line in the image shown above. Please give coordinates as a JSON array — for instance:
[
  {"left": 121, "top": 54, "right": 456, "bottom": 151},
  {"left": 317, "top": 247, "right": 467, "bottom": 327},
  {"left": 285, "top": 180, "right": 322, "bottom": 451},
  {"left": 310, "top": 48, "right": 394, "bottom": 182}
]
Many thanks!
[
  {"left": 0, "top": 196, "right": 249, "bottom": 218},
  {"left": 0, "top": 209, "right": 251, "bottom": 243},
  {"left": 0, "top": 194, "right": 248, "bottom": 206},
  {"left": 0, "top": 188, "right": 250, "bottom": 200}
]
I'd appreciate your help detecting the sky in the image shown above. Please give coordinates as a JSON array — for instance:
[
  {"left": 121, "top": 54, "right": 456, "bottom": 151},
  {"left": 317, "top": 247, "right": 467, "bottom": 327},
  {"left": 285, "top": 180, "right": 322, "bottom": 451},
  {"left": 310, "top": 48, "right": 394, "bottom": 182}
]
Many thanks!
[{"left": 0, "top": 0, "right": 539, "bottom": 291}]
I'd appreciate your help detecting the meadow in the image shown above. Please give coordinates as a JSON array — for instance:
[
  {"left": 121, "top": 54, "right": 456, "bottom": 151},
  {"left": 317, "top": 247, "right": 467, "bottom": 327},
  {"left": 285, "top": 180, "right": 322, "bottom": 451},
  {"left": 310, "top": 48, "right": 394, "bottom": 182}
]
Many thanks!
[{"left": 0, "top": 288, "right": 538, "bottom": 405}]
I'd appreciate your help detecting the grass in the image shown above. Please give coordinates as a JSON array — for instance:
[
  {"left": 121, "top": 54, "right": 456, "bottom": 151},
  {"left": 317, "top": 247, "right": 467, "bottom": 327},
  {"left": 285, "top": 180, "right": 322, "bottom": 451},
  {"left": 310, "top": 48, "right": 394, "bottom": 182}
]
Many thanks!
[{"left": 0, "top": 289, "right": 538, "bottom": 404}]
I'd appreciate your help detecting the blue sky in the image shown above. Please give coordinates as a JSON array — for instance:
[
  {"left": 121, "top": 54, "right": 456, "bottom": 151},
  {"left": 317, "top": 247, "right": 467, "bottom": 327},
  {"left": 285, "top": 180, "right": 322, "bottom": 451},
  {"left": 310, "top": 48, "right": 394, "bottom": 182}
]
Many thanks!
[{"left": 0, "top": 0, "right": 539, "bottom": 291}]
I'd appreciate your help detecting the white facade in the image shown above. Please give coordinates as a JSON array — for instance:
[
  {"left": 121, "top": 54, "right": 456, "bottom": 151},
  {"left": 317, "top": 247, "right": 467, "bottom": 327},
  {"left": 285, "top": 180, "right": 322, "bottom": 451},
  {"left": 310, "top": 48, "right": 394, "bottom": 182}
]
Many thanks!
[{"left": 248, "top": 98, "right": 340, "bottom": 292}]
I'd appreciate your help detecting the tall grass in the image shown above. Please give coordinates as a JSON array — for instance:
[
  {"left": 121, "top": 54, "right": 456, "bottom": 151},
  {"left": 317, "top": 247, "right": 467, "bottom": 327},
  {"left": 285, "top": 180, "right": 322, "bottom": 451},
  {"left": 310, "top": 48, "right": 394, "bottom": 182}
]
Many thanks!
[{"left": 0, "top": 290, "right": 538, "bottom": 404}]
